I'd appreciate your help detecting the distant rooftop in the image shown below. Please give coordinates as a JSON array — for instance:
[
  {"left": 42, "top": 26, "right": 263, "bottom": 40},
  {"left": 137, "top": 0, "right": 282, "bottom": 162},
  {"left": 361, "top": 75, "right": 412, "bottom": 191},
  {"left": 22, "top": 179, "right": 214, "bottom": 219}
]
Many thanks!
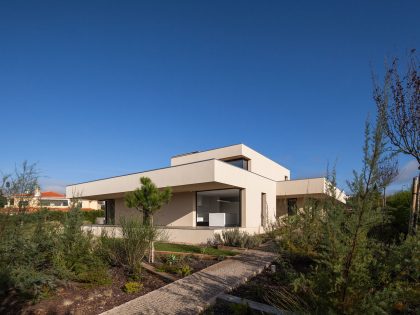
[{"left": 40, "top": 191, "right": 65, "bottom": 198}]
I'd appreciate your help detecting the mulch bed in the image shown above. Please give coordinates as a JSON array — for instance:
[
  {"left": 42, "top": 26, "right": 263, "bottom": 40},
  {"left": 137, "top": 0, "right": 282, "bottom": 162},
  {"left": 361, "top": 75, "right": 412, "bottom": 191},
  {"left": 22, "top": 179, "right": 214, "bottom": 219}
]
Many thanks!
[
  {"left": 152, "top": 254, "right": 218, "bottom": 277},
  {"left": 2, "top": 256, "right": 221, "bottom": 315},
  {"left": 1, "top": 267, "right": 167, "bottom": 315},
  {"left": 230, "top": 255, "right": 312, "bottom": 304},
  {"left": 204, "top": 262, "right": 283, "bottom": 315}
]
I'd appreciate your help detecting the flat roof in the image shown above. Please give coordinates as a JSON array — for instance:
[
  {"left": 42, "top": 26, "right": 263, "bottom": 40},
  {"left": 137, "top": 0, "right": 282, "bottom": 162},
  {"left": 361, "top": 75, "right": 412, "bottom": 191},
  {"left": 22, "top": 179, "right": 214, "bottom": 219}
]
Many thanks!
[{"left": 171, "top": 143, "right": 242, "bottom": 159}]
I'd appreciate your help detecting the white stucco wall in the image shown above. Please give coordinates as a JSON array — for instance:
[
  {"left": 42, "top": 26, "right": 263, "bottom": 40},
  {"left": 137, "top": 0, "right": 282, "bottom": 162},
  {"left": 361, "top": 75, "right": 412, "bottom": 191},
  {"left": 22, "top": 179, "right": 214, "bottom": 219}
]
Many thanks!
[{"left": 171, "top": 144, "right": 290, "bottom": 181}]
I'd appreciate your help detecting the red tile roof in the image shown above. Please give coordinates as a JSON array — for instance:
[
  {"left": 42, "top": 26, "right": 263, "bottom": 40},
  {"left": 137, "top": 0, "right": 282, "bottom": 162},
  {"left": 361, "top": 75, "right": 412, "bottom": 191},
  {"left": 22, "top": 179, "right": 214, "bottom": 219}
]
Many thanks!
[{"left": 41, "top": 191, "right": 66, "bottom": 198}]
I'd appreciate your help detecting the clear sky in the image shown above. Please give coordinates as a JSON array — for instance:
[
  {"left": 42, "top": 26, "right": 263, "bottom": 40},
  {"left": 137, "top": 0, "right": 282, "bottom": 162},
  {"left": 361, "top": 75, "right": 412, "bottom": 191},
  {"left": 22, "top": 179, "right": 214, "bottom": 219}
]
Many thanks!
[{"left": 0, "top": 0, "right": 418, "bottom": 193}]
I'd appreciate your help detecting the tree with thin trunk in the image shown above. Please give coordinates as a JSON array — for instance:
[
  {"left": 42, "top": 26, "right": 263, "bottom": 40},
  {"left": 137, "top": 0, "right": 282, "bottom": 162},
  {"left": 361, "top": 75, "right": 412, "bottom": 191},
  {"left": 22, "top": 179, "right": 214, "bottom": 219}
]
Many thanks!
[
  {"left": 125, "top": 177, "right": 172, "bottom": 263},
  {"left": 0, "top": 161, "right": 39, "bottom": 214},
  {"left": 374, "top": 49, "right": 419, "bottom": 233}
]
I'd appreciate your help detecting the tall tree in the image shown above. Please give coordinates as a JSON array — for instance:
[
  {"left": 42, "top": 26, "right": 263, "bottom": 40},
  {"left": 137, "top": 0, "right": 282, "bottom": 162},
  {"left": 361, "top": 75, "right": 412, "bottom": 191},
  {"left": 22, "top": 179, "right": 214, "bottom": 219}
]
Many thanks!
[
  {"left": 374, "top": 50, "right": 419, "bottom": 233},
  {"left": 125, "top": 177, "right": 172, "bottom": 262}
]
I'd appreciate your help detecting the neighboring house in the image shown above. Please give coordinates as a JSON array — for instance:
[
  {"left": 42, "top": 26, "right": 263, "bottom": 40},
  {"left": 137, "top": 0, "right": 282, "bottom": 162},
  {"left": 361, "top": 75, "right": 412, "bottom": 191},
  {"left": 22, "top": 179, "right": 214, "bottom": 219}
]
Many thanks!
[
  {"left": 6, "top": 189, "right": 102, "bottom": 211},
  {"left": 66, "top": 144, "right": 346, "bottom": 244}
]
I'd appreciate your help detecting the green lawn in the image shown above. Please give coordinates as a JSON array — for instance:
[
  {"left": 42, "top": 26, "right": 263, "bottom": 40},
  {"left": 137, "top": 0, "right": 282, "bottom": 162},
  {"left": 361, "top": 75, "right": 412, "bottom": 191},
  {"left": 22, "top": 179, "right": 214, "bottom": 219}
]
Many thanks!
[{"left": 155, "top": 242, "right": 238, "bottom": 256}]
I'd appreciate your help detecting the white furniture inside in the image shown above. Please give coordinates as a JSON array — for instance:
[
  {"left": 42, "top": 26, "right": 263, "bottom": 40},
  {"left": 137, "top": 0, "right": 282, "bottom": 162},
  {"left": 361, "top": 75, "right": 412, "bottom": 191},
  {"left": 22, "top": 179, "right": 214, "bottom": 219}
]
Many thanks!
[{"left": 209, "top": 213, "right": 225, "bottom": 227}]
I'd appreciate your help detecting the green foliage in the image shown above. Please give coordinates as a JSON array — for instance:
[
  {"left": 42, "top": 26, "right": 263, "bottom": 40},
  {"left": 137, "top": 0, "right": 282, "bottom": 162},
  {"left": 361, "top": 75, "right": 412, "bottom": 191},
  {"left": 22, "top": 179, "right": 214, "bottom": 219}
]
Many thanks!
[
  {"left": 125, "top": 177, "right": 172, "bottom": 225},
  {"left": 268, "top": 121, "right": 419, "bottom": 314},
  {"left": 122, "top": 281, "right": 143, "bottom": 294},
  {"left": 0, "top": 192, "right": 6, "bottom": 208},
  {"left": 0, "top": 209, "right": 105, "bottom": 224},
  {"left": 155, "top": 254, "right": 193, "bottom": 277},
  {"left": 154, "top": 242, "right": 237, "bottom": 256},
  {"left": 382, "top": 190, "right": 411, "bottom": 240},
  {"left": 163, "top": 254, "right": 178, "bottom": 265},
  {"left": 8, "top": 267, "right": 57, "bottom": 300},
  {"left": 0, "top": 205, "right": 110, "bottom": 301},
  {"left": 80, "top": 210, "right": 106, "bottom": 224},
  {"left": 99, "top": 218, "right": 158, "bottom": 279},
  {"left": 368, "top": 189, "right": 411, "bottom": 244},
  {"left": 176, "top": 264, "right": 192, "bottom": 277},
  {"left": 212, "top": 229, "right": 262, "bottom": 249},
  {"left": 228, "top": 302, "right": 252, "bottom": 315},
  {"left": 125, "top": 177, "right": 172, "bottom": 263}
]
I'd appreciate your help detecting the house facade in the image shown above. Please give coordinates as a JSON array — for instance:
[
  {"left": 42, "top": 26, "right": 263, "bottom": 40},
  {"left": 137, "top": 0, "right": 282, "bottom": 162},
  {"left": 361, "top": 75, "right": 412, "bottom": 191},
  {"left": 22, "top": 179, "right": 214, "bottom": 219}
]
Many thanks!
[
  {"left": 6, "top": 189, "right": 102, "bottom": 211},
  {"left": 66, "top": 144, "right": 345, "bottom": 243}
]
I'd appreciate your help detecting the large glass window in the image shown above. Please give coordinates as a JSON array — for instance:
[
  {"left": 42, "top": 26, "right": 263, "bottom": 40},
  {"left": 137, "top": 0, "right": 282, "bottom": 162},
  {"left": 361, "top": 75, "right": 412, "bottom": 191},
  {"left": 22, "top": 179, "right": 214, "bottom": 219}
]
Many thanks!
[
  {"left": 224, "top": 158, "right": 248, "bottom": 170},
  {"left": 196, "top": 189, "right": 241, "bottom": 227}
]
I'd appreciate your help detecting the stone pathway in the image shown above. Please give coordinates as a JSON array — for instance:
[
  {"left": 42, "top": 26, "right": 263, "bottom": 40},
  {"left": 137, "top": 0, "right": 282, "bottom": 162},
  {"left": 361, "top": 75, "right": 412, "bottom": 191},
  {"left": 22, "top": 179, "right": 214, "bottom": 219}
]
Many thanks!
[{"left": 100, "top": 249, "right": 277, "bottom": 315}]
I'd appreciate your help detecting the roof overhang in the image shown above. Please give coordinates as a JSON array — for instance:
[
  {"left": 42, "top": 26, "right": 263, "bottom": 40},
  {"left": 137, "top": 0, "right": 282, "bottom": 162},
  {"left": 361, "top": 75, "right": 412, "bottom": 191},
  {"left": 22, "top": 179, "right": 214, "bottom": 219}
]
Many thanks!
[
  {"left": 66, "top": 159, "right": 279, "bottom": 200},
  {"left": 276, "top": 178, "right": 346, "bottom": 203}
]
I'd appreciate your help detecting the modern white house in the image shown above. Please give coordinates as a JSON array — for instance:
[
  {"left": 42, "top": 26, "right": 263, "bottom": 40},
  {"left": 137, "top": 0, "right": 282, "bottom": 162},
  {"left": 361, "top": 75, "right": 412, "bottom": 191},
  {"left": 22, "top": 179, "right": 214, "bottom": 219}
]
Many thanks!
[{"left": 66, "top": 144, "right": 346, "bottom": 244}]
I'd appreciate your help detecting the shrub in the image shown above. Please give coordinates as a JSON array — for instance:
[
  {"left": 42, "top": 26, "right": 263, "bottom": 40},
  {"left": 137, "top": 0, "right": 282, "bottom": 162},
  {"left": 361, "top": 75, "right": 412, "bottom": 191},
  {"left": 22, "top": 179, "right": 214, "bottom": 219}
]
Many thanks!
[
  {"left": 55, "top": 206, "right": 110, "bottom": 284},
  {"left": 9, "top": 267, "right": 57, "bottom": 300},
  {"left": 82, "top": 210, "right": 106, "bottom": 224},
  {"left": 99, "top": 218, "right": 159, "bottom": 279},
  {"left": 163, "top": 254, "right": 178, "bottom": 266},
  {"left": 212, "top": 229, "right": 262, "bottom": 249},
  {"left": 266, "top": 122, "right": 420, "bottom": 314},
  {"left": 122, "top": 281, "right": 143, "bottom": 294},
  {"left": 0, "top": 205, "right": 110, "bottom": 301},
  {"left": 177, "top": 264, "right": 192, "bottom": 277},
  {"left": 97, "top": 232, "right": 124, "bottom": 266}
]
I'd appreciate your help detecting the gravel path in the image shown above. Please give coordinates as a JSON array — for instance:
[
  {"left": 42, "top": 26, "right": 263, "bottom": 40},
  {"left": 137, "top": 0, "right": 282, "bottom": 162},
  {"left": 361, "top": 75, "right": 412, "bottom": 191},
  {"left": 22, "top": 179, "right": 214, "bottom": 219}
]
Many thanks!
[{"left": 100, "top": 249, "right": 277, "bottom": 315}]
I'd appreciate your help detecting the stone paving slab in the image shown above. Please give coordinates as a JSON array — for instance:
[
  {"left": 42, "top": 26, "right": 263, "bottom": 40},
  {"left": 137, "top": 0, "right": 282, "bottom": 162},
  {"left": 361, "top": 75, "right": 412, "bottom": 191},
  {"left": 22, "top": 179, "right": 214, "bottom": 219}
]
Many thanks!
[{"left": 100, "top": 249, "right": 277, "bottom": 315}]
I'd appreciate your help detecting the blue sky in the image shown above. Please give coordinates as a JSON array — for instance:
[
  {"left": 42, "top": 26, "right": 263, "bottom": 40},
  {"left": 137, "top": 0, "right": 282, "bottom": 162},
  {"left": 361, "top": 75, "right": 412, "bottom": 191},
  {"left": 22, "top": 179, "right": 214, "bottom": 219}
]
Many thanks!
[{"left": 0, "top": 0, "right": 418, "bottom": 193}]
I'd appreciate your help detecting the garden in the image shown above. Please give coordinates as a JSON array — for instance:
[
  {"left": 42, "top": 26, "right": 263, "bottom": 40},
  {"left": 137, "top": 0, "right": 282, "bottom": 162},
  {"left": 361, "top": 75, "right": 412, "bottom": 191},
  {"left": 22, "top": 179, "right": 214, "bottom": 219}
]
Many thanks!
[{"left": 0, "top": 205, "right": 265, "bottom": 315}]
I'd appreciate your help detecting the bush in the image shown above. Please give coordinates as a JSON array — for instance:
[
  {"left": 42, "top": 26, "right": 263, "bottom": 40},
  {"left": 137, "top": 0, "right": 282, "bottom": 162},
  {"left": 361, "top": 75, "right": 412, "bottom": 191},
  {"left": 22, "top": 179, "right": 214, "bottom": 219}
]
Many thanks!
[
  {"left": 122, "top": 281, "right": 143, "bottom": 294},
  {"left": 162, "top": 254, "right": 178, "bottom": 265},
  {"left": 81, "top": 210, "right": 106, "bottom": 224},
  {"left": 177, "top": 264, "right": 192, "bottom": 277},
  {"left": 0, "top": 209, "right": 105, "bottom": 225},
  {"left": 212, "top": 229, "right": 262, "bottom": 249},
  {"left": 0, "top": 205, "right": 110, "bottom": 301},
  {"left": 370, "top": 190, "right": 411, "bottom": 243},
  {"left": 55, "top": 207, "right": 110, "bottom": 284},
  {"left": 269, "top": 188, "right": 420, "bottom": 313},
  {"left": 99, "top": 218, "right": 159, "bottom": 279}
]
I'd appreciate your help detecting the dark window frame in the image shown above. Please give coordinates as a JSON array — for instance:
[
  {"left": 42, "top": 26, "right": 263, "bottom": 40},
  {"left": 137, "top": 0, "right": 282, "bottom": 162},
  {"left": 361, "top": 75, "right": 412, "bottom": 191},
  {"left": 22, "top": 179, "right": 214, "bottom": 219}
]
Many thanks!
[
  {"left": 223, "top": 158, "right": 249, "bottom": 170},
  {"left": 287, "top": 198, "right": 298, "bottom": 216},
  {"left": 195, "top": 188, "right": 242, "bottom": 227},
  {"left": 105, "top": 199, "right": 115, "bottom": 225}
]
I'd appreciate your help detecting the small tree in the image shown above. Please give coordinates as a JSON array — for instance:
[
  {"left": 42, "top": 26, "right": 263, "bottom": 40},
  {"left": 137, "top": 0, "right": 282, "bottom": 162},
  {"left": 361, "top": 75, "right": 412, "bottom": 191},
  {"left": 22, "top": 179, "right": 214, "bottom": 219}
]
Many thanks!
[
  {"left": 125, "top": 177, "right": 172, "bottom": 262},
  {"left": 0, "top": 161, "right": 39, "bottom": 213},
  {"left": 0, "top": 191, "right": 6, "bottom": 208},
  {"left": 373, "top": 49, "right": 419, "bottom": 233},
  {"left": 273, "top": 120, "right": 405, "bottom": 314}
]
